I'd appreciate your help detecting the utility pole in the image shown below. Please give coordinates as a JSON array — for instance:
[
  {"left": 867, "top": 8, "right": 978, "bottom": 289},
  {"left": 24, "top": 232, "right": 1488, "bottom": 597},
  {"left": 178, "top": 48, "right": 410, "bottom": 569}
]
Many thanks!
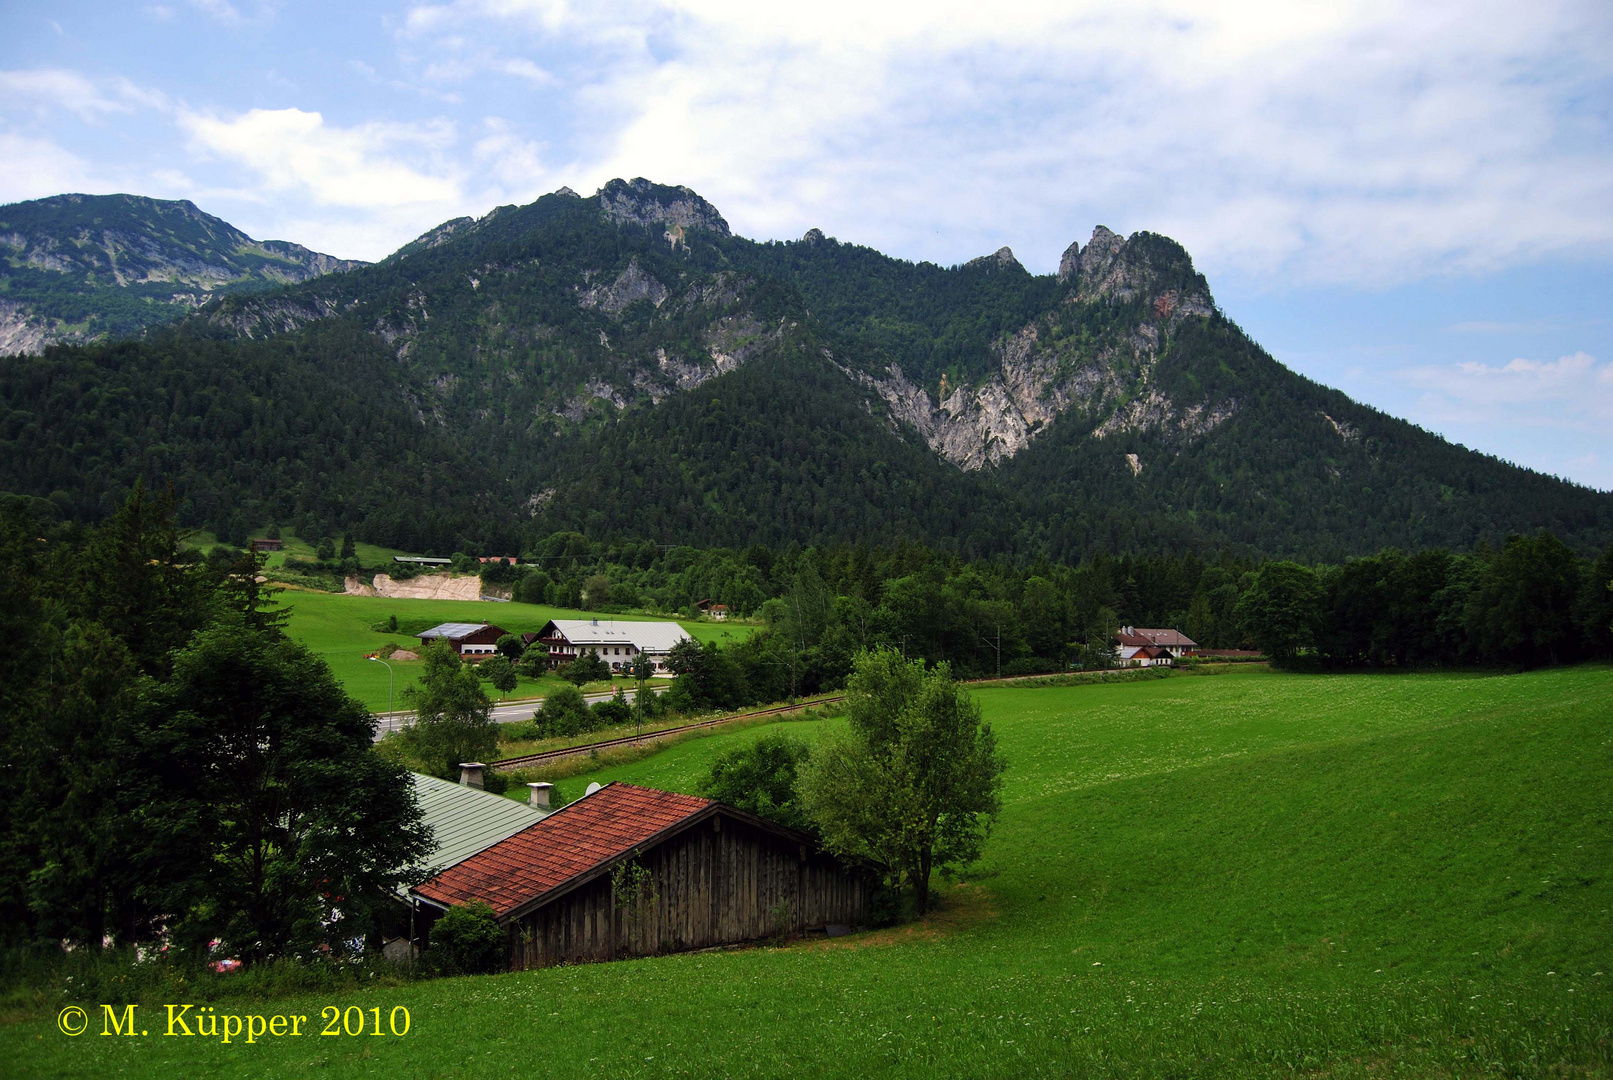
[{"left": 976, "top": 624, "right": 1001, "bottom": 679}]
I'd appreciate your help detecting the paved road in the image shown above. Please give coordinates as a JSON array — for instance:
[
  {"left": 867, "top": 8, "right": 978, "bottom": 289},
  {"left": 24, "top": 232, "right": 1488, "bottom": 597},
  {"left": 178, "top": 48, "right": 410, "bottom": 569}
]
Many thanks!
[{"left": 371, "top": 684, "right": 667, "bottom": 740}]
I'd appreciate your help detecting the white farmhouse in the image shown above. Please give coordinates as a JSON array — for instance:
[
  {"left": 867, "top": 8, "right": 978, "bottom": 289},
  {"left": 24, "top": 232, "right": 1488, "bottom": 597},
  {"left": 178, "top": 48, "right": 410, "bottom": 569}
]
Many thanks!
[{"left": 536, "top": 619, "right": 692, "bottom": 674}]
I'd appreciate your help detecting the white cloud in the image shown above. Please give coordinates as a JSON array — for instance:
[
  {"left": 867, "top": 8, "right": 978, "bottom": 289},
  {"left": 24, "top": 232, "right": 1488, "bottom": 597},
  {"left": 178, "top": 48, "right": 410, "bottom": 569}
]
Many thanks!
[
  {"left": 0, "top": 133, "right": 105, "bottom": 203},
  {"left": 170, "top": 106, "right": 561, "bottom": 257},
  {"left": 0, "top": 69, "right": 132, "bottom": 121},
  {"left": 389, "top": 0, "right": 1613, "bottom": 286},
  {"left": 1401, "top": 351, "right": 1613, "bottom": 428},
  {"left": 180, "top": 107, "right": 462, "bottom": 207}
]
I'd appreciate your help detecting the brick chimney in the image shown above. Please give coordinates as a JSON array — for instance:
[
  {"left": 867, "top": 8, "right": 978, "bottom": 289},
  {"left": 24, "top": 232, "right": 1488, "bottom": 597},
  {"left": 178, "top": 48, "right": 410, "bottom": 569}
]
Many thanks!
[{"left": 526, "top": 782, "right": 553, "bottom": 809}]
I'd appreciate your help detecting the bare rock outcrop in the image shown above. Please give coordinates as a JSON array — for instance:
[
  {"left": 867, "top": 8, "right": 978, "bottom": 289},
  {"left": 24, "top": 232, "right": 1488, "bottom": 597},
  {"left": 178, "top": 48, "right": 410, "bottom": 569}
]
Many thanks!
[
  {"left": 0, "top": 300, "right": 56, "bottom": 356},
  {"left": 597, "top": 178, "right": 730, "bottom": 236},
  {"left": 577, "top": 258, "right": 669, "bottom": 316},
  {"left": 852, "top": 225, "right": 1230, "bottom": 470},
  {"left": 966, "top": 246, "right": 1023, "bottom": 272}
]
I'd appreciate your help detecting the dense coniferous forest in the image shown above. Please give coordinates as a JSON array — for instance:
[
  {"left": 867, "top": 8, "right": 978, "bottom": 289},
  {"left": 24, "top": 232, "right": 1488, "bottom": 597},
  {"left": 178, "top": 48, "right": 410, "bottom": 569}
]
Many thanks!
[
  {"left": 0, "top": 490, "right": 425, "bottom": 954},
  {"left": 2, "top": 179, "right": 1610, "bottom": 561}
]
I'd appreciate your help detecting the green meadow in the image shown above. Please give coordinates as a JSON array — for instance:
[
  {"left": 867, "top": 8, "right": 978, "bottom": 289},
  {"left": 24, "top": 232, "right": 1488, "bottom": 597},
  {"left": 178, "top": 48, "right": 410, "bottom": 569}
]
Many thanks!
[
  {"left": 7, "top": 666, "right": 1610, "bottom": 1077},
  {"left": 278, "top": 589, "right": 749, "bottom": 712}
]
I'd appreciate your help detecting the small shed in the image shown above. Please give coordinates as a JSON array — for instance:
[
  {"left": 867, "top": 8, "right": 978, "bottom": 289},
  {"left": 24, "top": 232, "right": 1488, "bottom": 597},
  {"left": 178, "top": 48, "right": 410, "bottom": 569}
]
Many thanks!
[
  {"left": 411, "top": 783, "right": 867, "bottom": 970},
  {"left": 250, "top": 537, "right": 284, "bottom": 551}
]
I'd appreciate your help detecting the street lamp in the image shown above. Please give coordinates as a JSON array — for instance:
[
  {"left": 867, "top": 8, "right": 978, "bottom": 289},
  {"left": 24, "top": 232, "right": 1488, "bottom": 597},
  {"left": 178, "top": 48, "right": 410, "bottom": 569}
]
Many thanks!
[{"left": 367, "top": 654, "right": 394, "bottom": 728}]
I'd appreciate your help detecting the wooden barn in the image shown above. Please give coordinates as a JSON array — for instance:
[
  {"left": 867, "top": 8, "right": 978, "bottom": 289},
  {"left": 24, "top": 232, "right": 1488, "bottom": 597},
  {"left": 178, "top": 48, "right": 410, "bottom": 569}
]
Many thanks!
[{"left": 411, "top": 783, "right": 867, "bottom": 970}]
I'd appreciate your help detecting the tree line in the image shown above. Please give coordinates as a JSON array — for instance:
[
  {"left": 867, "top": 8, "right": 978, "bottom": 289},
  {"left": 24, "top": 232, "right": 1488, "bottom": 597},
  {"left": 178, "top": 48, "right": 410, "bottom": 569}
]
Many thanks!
[
  {"left": 439, "top": 527, "right": 1613, "bottom": 692},
  {"left": 0, "top": 488, "right": 427, "bottom": 959}
]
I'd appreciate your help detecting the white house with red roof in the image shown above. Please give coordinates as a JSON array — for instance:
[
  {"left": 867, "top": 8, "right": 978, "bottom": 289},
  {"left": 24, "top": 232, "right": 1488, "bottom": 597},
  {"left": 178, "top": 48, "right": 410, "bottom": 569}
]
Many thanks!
[{"left": 1115, "top": 626, "right": 1197, "bottom": 665}]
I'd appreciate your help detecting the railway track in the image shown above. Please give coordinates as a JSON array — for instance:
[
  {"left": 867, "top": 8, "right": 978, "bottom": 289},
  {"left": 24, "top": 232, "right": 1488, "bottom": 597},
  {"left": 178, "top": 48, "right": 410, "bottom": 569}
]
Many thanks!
[{"left": 491, "top": 695, "right": 846, "bottom": 771}]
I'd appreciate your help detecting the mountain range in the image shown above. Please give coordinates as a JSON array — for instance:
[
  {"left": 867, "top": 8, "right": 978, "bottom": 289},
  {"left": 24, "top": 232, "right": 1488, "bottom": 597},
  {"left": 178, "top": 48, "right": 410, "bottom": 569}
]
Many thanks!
[
  {"left": 0, "top": 193, "right": 364, "bottom": 354},
  {"left": 1, "top": 181, "right": 1608, "bottom": 561}
]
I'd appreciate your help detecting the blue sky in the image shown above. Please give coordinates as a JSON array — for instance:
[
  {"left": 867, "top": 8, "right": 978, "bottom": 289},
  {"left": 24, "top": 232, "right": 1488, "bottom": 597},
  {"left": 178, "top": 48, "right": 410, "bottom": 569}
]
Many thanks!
[{"left": 3, "top": 0, "right": 1610, "bottom": 489}]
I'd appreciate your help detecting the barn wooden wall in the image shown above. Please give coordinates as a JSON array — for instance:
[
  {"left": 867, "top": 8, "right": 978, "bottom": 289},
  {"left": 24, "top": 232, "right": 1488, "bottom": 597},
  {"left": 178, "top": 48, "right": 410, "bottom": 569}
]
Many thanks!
[{"left": 509, "top": 813, "right": 865, "bottom": 970}]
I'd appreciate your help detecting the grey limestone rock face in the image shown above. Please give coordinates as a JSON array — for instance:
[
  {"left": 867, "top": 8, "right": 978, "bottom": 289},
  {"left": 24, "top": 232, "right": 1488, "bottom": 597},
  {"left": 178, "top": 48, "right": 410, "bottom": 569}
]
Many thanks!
[
  {"left": 597, "top": 178, "right": 731, "bottom": 236},
  {"left": 576, "top": 258, "right": 670, "bottom": 317},
  {"left": 206, "top": 294, "right": 345, "bottom": 340},
  {"left": 1057, "top": 239, "right": 1082, "bottom": 283},
  {"left": 1074, "top": 226, "right": 1126, "bottom": 288},
  {"left": 966, "top": 246, "right": 1023, "bottom": 271},
  {"left": 802, "top": 228, "right": 827, "bottom": 244},
  {"left": 0, "top": 300, "right": 53, "bottom": 356},
  {"left": 851, "top": 224, "right": 1230, "bottom": 471}
]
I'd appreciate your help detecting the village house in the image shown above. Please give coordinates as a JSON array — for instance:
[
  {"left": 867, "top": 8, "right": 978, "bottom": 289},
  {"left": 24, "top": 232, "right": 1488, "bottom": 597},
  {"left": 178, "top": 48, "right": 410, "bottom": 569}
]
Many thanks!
[
  {"left": 694, "top": 599, "right": 730, "bottom": 620},
  {"left": 410, "top": 782, "right": 867, "bottom": 971},
  {"left": 250, "top": 537, "right": 283, "bottom": 551},
  {"left": 382, "top": 771, "right": 558, "bottom": 961},
  {"left": 417, "top": 621, "right": 508, "bottom": 658},
  {"left": 1115, "top": 627, "right": 1197, "bottom": 666},
  {"left": 537, "top": 619, "right": 690, "bottom": 674}
]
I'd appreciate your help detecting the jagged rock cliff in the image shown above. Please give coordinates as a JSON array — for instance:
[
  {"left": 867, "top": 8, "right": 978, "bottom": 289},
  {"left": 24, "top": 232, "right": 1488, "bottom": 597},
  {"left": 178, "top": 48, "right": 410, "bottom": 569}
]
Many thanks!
[{"left": 856, "top": 227, "right": 1228, "bottom": 470}]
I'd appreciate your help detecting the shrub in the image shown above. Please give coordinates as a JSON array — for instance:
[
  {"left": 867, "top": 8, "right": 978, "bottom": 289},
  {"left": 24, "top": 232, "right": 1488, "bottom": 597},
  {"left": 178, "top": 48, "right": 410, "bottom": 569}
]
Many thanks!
[
  {"left": 499, "top": 719, "right": 539, "bottom": 742},
  {"left": 698, "top": 731, "right": 813, "bottom": 833},
  {"left": 478, "top": 655, "right": 518, "bottom": 695},
  {"left": 591, "top": 686, "right": 632, "bottom": 727},
  {"left": 562, "top": 651, "right": 610, "bottom": 686},
  {"left": 429, "top": 901, "right": 503, "bottom": 974},
  {"left": 538, "top": 684, "right": 591, "bottom": 737}
]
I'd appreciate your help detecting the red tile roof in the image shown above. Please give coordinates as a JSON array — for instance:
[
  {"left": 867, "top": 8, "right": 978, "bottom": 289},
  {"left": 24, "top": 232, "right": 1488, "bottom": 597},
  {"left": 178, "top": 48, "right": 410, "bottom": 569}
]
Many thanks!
[{"left": 413, "top": 783, "right": 713, "bottom": 917}]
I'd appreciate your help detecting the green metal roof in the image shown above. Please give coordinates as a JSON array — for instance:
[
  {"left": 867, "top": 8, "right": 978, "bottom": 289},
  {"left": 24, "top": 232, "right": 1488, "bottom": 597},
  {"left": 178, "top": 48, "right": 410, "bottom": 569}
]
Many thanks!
[{"left": 406, "top": 773, "right": 551, "bottom": 893}]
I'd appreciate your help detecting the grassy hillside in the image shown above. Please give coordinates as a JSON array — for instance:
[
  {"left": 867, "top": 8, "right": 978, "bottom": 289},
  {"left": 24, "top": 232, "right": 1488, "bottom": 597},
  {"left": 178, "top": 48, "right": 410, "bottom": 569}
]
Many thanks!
[
  {"left": 5, "top": 667, "right": 1608, "bottom": 1077},
  {"left": 280, "top": 589, "right": 750, "bottom": 711}
]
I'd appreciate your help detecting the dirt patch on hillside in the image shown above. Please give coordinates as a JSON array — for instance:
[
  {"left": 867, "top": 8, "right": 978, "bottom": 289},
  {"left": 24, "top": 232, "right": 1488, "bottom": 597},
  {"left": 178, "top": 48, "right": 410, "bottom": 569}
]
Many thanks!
[{"left": 347, "top": 573, "right": 483, "bottom": 600}]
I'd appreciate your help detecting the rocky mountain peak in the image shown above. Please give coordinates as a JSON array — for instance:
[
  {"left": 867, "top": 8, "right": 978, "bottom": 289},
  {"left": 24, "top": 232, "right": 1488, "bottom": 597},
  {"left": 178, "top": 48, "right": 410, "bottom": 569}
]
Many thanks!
[
  {"left": 0, "top": 192, "right": 365, "bottom": 353},
  {"left": 801, "top": 227, "right": 827, "bottom": 245},
  {"left": 1057, "top": 238, "right": 1082, "bottom": 282},
  {"left": 966, "top": 246, "right": 1023, "bottom": 271},
  {"left": 1075, "top": 226, "right": 1126, "bottom": 280},
  {"left": 597, "top": 178, "right": 731, "bottom": 237},
  {"left": 553, "top": 185, "right": 580, "bottom": 198},
  {"left": 1061, "top": 226, "right": 1212, "bottom": 314}
]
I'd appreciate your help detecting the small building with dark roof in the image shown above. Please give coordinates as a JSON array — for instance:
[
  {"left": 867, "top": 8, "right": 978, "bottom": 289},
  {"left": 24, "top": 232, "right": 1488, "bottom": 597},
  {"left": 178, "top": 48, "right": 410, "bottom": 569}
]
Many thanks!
[
  {"left": 417, "top": 621, "right": 507, "bottom": 657},
  {"left": 410, "top": 783, "right": 867, "bottom": 970}
]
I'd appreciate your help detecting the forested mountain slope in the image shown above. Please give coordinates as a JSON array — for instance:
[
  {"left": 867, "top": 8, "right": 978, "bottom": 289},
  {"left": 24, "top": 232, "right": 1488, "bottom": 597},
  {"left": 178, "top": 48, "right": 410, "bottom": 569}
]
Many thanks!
[
  {"left": 0, "top": 193, "right": 365, "bottom": 354},
  {"left": 1, "top": 179, "right": 1608, "bottom": 558}
]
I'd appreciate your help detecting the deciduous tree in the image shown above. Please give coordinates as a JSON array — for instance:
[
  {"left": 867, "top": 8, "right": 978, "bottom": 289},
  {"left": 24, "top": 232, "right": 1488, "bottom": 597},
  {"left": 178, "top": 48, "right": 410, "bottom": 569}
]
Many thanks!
[
  {"left": 799, "top": 649, "right": 1004, "bottom": 915},
  {"left": 400, "top": 642, "right": 497, "bottom": 777},
  {"left": 134, "top": 624, "right": 429, "bottom": 961}
]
